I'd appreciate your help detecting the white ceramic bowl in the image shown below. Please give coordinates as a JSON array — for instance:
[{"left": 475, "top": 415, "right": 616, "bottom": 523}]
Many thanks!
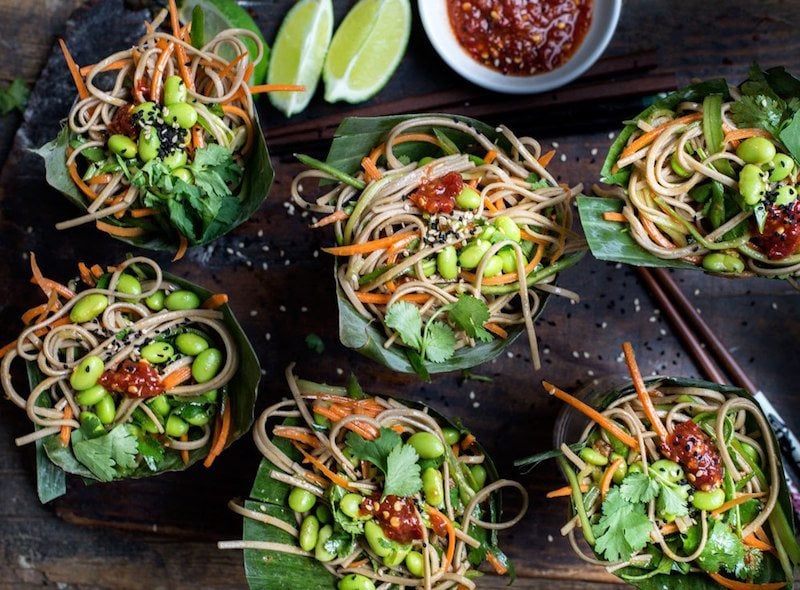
[{"left": 418, "top": 0, "right": 622, "bottom": 94}]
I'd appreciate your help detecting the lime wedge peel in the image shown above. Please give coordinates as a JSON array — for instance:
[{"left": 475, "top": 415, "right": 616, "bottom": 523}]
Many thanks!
[
  {"left": 323, "top": 0, "right": 411, "bottom": 104},
  {"left": 267, "top": 0, "right": 334, "bottom": 117}
]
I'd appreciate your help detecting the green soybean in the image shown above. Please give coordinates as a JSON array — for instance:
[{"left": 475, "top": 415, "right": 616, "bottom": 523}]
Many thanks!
[
  {"left": 736, "top": 137, "right": 776, "bottom": 165},
  {"left": 147, "top": 394, "right": 171, "bottom": 417},
  {"left": 70, "top": 355, "right": 105, "bottom": 391},
  {"left": 315, "top": 504, "right": 332, "bottom": 525},
  {"left": 165, "top": 413, "right": 189, "bottom": 437},
  {"left": 338, "top": 574, "right": 375, "bottom": 590},
  {"left": 115, "top": 274, "right": 142, "bottom": 297},
  {"left": 405, "top": 551, "right": 425, "bottom": 577},
  {"left": 288, "top": 487, "right": 317, "bottom": 513},
  {"left": 436, "top": 246, "right": 458, "bottom": 280},
  {"left": 181, "top": 405, "right": 211, "bottom": 426},
  {"left": 165, "top": 290, "right": 201, "bottom": 310},
  {"left": 163, "top": 75, "right": 188, "bottom": 105},
  {"left": 470, "top": 464, "right": 487, "bottom": 490},
  {"left": 774, "top": 184, "right": 798, "bottom": 206},
  {"left": 75, "top": 384, "right": 108, "bottom": 406},
  {"left": 441, "top": 427, "right": 460, "bottom": 446},
  {"left": 315, "top": 525, "right": 335, "bottom": 562},
  {"left": 769, "top": 153, "right": 795, "bottom": 182},
  {"left": 131, "top": 101, "right": 157, "bottom": 119},
  {"left": 145, "top": 290, "right": 165, "bottom": 311},
  {"left": 133, "top": 407, "right": 162, "bottom": 433},
  {"left": 172, "top": 167, "right": 193, "bottom": 183},
  {"left": 579, "top": 447, "right": 609, "bottom": 467},
  {"left": 650, "top": 459, "right": 685, "bottom": 483},
  {"left": 79, "top": 411, "right": 106, "bottom": 439},
  {"left": 339, "top": 493, "right": 363, "bottom": 519},
  {"left": 458, "top": 240, "right": 491, "bottom": 270},
  {"left": 738, "top": 163, "right": 767, "bottom": 205},
  {"left": 299, "top": 515, "right": 319, "bottom": 552},
  {"left": 108, "top": 134, "right": 137, "bottom": 158},
  {"left": 455, "top": 185, "right": 481, "bottom": 209},
  {"left": 162, "top": 148, "right": 188, "bottom": 170},
  {"left": 70, "top": 294, "right": 109, "bottom": 323},
  {"left": 138, "top": 128, "right": 160, "bottom": 162},
  {"left": 95, "top": 394, "right": 116, "bottom": 425},
  {"left": 498, "top": 248, "right": 518, "bottom": 274},
  {"left": 691, "top": 487, "right": 725, "bottom": 511},
  {"left": 483, "top": 255, "right": 504, "bottom": 278},
  {"left": 140, "top": 341, "right": 175, "bottom": 364},
  {"left": 609, "top": 453, "right": 628, "bottom": 484},
  {"left": 494, "top": 215, "right": 521, "bottom": 242},
  {"left": 364, "top": 520, "right": 392, "bottom": 557},
  {"left": 192, "top": 348, "right": 223, "bottom": 383},
  {"left": 164, "top": 103, "right": 198, "bottom": 129},
  {"left": 422, "top": 467, "right": 444, "bottom": 506},
  {"left": 421, "top": 258, "right": 437, "bottom": 278},
  {"left": 702, "top": 252, "right": 745, "bottom": 274},
  {"left": 628, "top": 461, "right": 644, "bottom": 475},
  {"left": 176, "top": 332, "right": 209, "bottom": 356},
  {"left": 383, "top": 546, "right": 409, "bottom": 567},
  {"left": 408, "top": 432, "right": 445, "bottom": 459},
  {"left": 417, "top": 156, "right": 434, "bottom": 167}
]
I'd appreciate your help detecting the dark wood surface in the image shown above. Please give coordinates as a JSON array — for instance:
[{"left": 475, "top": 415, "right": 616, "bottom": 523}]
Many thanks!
[{"left": 1, "top": 1, "right": 798, "bottom": 588}]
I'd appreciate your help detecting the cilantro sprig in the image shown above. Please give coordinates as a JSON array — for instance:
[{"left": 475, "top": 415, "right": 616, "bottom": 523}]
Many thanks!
[{"left": 345, "top": 428, "right": 422, "bottom": 498}]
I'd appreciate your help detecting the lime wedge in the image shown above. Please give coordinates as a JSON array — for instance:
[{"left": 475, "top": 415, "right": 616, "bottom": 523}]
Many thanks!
[
  {"left": 267, "top": 0, "right": 334, "bottom": 117},
  {"left": 179, "top": 0, "right": 269, "bottom": 86},
  {"left": 323, "top": 0, "right": 410, "bottom": 104}
]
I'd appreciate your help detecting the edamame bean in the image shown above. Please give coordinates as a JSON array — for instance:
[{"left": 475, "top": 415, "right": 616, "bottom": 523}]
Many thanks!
[
  {"left": 470, "top": 464, "right": 487, "bottom": 490},
  {"left": 579, "top": 447, "right": 609, "bottom": 467},
  {"left": 408, "top": 432, "right": 445, "bottom": 459},
  {"left": 75, "top": 384, "right": 108, "bottom": 406},
  {"left": 769, "top": 153, "right": 795, "bottom": 182},
  {"left": 316, "top": 504, "right": 332, "bottom": 525},
  {"left": 738, "top": 164, "right": 767, "bottom": 205},
  {"left": 405, "top": 551, "right": 425, "bottom": 577},
  {"left": 441, "top": 427, "right": 460, "bottom": 446},
  {"left": 628, "top": 461, "right": 644, "bottom": 475},
  {"left": 95, "top": 394, "right": 116, "bottom": 425},
  {"left": 650, "top": 459, "right": 685, "bottom": 483},
  {"left": 670, "top": 152, "right": 692, "bottom": 178},
  {"left": 468, "top": 154, "right": 485, "bottom": 166},
  {"left": 147, "top": 394, "right": 171, "bottom": 417},
  {"left": 145, "top": 290, "right": 165, "bottom": 311},
  {"left": 702, "top": 252, "right": 745, "bottom": 274},
  {"left": 165, "top": 413, "right": 189, "bottom": 437},
  {"left": 458, "top": 240, "right": 491, "bottom": 270},
  {"left": 138, "top": 128, "right": 160, "bottom": 162},
  {"left": 498, "top": 248, "right": 517, "bottom": 274},
  {"left": 163, "top": 103, "right": 198, "bottom": 129},
  {"left": 70, "top": 293, "right": 109, "bottom": 323},
  {"left": 609, "top": 453, "right": 628, "bottom": 484},
  {"left": 338, "top": 574, "right": 375, "bottom": 590},
  {"left": 315, "top": 525, "right": 335, "bottom": 562},
  {"left": 165, "top": 290, "right": 201, "bottom": 310},
  {"left": 162, "top": 148, "right": 188, "bottom": 170},
  {"left": 140, "top": 341, "right": 175, "bottom": 364},
  {"left": 115, "top": 274, "right": 142, "bottom": 298},
  {"left": 383, "top": 546, "right": 409, "bottom": 567},
  {"left": 131, "top": 101, "right": 157, "bottom": 120},
  {"left": 736, "top": 137, "right": 776, "bottom": 165},
  {"left": 421, "top": 258, "right": 437, "bottom": 278},
  {"left": 172, "top": 167, "right": 193, "bottom": 183},
  {"left": 192, "top": 348, "right": 222, "bottom": 383},
  {"left": 70, "top": 355, "right": 105, "bottom": 391},
  {"left": 181, "top": 405, "right": 210, "bottom": 426},
  {"left": 480, "top": 226, "right": 497, "bottom": 241},
  {"left": 108, "top": 134, "right": 138, "bottom": 158},
  {"left": 436, "top": 246, "right": 459, "bottom": 280},
  {"left": 364, "top": 520, "right": 392, "bottom": 557},
  {"left": 422, "top": 467, "right": 444, "bottom": 506},
  {"left": 417, "top": 156, "right": 434, "bottom": 167},
  {"left": 176, "top": 333, "right": 209, "bottom": 356},
  {"left": 79, "top": 411, "right": 106, "bottom": 439},
  {"left": 133, "top": 407, "right": 162, "bottom": 433},
  {"left": 455, "top": 185, "right": 481, "bottom": 210},
  {"left": 339, "top": 493, "right": 364, "bottom": 519},
  {"left": 775, "top": 184, "right": 798, "bottom": 206},
  {"left": 494, "top": 216, "right": 521, "bottom": 242},
  {"left": 288, "top": 487, "right": 317, "bottom": 513},
  {"left": 299, "top": 514, "right": 319, "bottom": 552},
  {"left": 691, "top": 487, "right": 725, "bottom": 511},
  {"left": 163, "top": 75, "right": 188, "bottom": 105},
  {"left": 483, "top": 255, "right": 504, "bottom": 278}
]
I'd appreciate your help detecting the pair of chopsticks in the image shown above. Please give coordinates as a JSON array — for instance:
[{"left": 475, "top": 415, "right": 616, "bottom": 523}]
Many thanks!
[{"left": 638, "top": 267, "right": 800, "bottom": 512}]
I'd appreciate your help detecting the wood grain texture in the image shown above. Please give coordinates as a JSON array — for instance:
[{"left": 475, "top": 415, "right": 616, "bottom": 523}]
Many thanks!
[{"left": 0, "top": 0, "right": 799, "bottom": 589}]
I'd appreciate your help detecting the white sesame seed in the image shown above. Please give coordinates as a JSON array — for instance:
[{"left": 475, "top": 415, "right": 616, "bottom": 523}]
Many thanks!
[
  {"left": 543, "top": 347, "right": 551, "bottom": 354},
  {"left": 572, "top": 351, "right": 580, "bottom": 358},
  {"left": 226, "top": 247, "right": 234, "bottom": 255},
  {"left": 250, "top": 310, "right": 258, "bottom": 317},
  {"left": 261, "top": 245, "right": 269, "bottom": 252},
  {"left": 284, "top": 259, "right": 290, "bottom": 266},
  {"left": 601, "top": 322, "right": 607, "bottom": 329},
  {"left": 559, "top": 153, "right": 567, "bottom": 162},
  {"left": 469, "top": 391, "right": 475, "bottom": 399},
  {"left": 608, "top": 132, "right": 616, "bottom": 139},
  {"left": 313, "top": 250, "right": 319, "bottom": 258},
  {"left": 265, "top": 333, "right": 271, "bottom": 341},
  {"left": 472, "top": 401, "right": 480, "bottom": 408},
  {"left": 258, "top": 230, "right": 264, "bottom": 237},
  {"left": 590, "top": 148, "right": 598, "bottom": 156},
  {"left": 336, "top": 368, "right": 344, "bottom": 375},
  {"left": 262, "top": 262, "right": 268, "bottom": 270},
  {"left": 238, "top": 242, "right": 245, "bottom": 249},
  {"left": 547, "top": 534, "right": 554, "bottom": 543},
  {"left": 506, "top": 352, "right": 514, "bottom": 358},
  {"left": 279, "top": 305, "right": 286, "bottom": 312},
  {"left": 583, "top": 351, "right": 590, "bottom": 359},
  {"left": 587, "top": 370, "right": 595, "bottom": 376},
  {"left": 301, "top": 307, "right": 308, "bottom": 312},
  {"left": 649, "top": 316, "right": 657, "bottom": 323},
  {"left": 551, "top": 141, "right": 560, "bottom": 148},
  {"left": 771, "top": 302, "right": 778, "bottom": 310},
  {"left": 694, "top": 289, "right": 700, "bottom": 296}
]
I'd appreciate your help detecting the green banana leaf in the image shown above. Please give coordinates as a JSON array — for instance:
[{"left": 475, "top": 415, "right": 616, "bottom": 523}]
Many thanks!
[
  {"left": 324, "top": 114, "right": 584, "bottom": 376},
  {"left": 28, "top": 268, "right": 261, "bottom": 501},
  {"left": 240, "top": 391, "right": 502, "bottom": 590},
  {"left": 557, "top": 376, "right": 798, "bottom": 589},
  {"left": 33, "top": 111, "right": 273, "bottom": 252}
]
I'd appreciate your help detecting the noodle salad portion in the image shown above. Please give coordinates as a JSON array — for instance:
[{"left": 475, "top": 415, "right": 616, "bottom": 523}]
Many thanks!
[
  {"left": 536, "top": 343, "right": 799, "bottom": 589},
  {"left": 580, "top": 66, "right": 800, "bottom": 279},
  {"left": 292, "top": 115, "right": 584, "bottom": 377},
  {"left": 36, "top": 0, "right": 282, "bottom": 255},
  {"left": 219, "top": 367, "right": 528, "bottom": 590},
  {"left": 0, "top": 256, "right": 259, "bottom": 498}
]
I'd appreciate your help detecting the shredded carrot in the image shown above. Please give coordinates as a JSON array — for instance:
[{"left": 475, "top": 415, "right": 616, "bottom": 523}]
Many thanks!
[
  {"left": 484, "top": 149, "right": 498, "bottom": 165},
  {"left": 546, "top": 483, "right": 589, "bottom": 498},
  {"left": 354, "top": 291, "right": 431, "bottom": 304},
  {"left": 221, "top": 104, "right": 253, "bottom": 154},
  {"left": 349, "top": 559, "right": 369, "bottom": 569},
  {"left": 204, "top": 393, "right": 231, "bottom": 468},
  {"left": 273, "top": 426, "right": 322, "bottom": 449},
  {"left": 303, "top": 394, "right": 384, "bottom": 413},
  {"left": 58, "top": 39, "right": 89, "bottom": 100},
  {"left": 250, "top": 84, "right": 306, "bottom": 94},
  {"left": 460, "top": 433, "right": 476, "bottom": 451},
  {"left": 361, "top": 157, "right": 383, "bottom": 182},
  {"left": 173, "top": 235, "right": 188, "bottom": 262},
  {"left": 426, "top": 506, "right": 455, "bottom": 572},
  {"left": 323, "top": 232, "right": 419, "bottom": 256},
  {"left": 216, "top": 53, "right": 248, "bottom": 81},
  {"left": 483, "top": 196, "right": 499, "bottom": 213},
  {"left": 707, "top": 573, "right": 787, "bottom": 590},
  {"left": 619, "top": 113, "right": 704, "bottom": 161},
  {"left": 538, "top": 149, "right": 556, "bottom": 167},
  {"left": 600, "top": 457, "right": 625, "bottom": 500},
  {"left": 130, "top": 208, "right": 157, "bottom": 218},
  {"left": 150, "top": 42, "right": 175, "bottom": 103},
  {"left": 743, "top": 534, "right": 774, "bottom": 552},
  {"left": 468, "top": 177, "right": 479, "bottom": 189},
  {"left": 641, "top": 214, "right": 676, "bottom": 249},
  {"left": 723, "top": 128, "right": 773, "bottom": 145},
  {"left": 162, "top": 365, "right": 193, "bottom": 390},
  {"left": 30, "top": 254, "right": 76, "bottom": 299},
  {"left": 201, "top": 293, "right": 229, "bottom": 310},
  {"left": 603, "top": 211, "right": 628, "bottom": 223},
  {"left": 622, "top": 342, "right": 668, "bottom": 441},
  {"left": 79, "top": 59, "right": 129, "bottom": 76},
  {"left": 710, "top": 493, "right": 766, "bottom": 518},
  {"left": 659, "top": 522, "right": 679, "bottom": 536},
  {"left": 294, "top": 442, "right": 353, "bottom": 490},
  {"left": 21, "top": 304, "right": 51, "bottom": 325},
  {"left": 90, "top": 264, "right": 104, "bottom": 278},
  {"left": 543, "top": 381, "right": 638, "bottom": 448},
  {"left": 87, "top": 173, "right": 113, "bottom": 186},
  {"left": 60, "top": 406, "right": 73, "bottom": 447},
  {"left": 95, "top": 220, "right": 146, "bottom": 237},
  {"left": 451, "top": 444, "right": 460, "bottom": 457},
  {"left": 78, "top": 262, "right": 96, "bottom": 287},
  {"left": 180, "top": 433, "right": 190, "bottom": 465},
  {"left": 485, "top": 551, "right": 508, "bottom": 576},
  {"left": 191, "top": 125, "right": 205, "bottom": 150},
  {"left": 0, "top": 340, "right": 18, "bottom": 359},
  {"left": 484, "top": 323, "right": 508, "bottom": 339},
  {"left": 520, "top": 230, "right": 550, "bottom": 245},
  {"left": 311, "top": 210, "right": 349, "bottom": 228},
  {"left": 312, "top": 403, "right": 378, "bottom": 440},
  {"left": 67, "top": 159, "right": 98, "bottom": 201},
  {"left": 369, "top": 133, "right": 442, "bottom": 162}
]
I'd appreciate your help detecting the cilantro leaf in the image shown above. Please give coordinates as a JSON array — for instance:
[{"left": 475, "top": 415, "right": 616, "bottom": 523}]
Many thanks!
[
  {"left": 779, "top": 109, "right": 800, "bottom": 164},
  {"left": 72, "top": 425, "right": 139, "bottom": 482},
  {"left": 190, "top": 143, "right": 242, "bottom": 201},
  {"left": 327, "top": 484, "right": 364, "bottom": 535},
  {"left": 592, "top": 488, "right": 653, "bottom": 562},
  {"left": 619, "top": 472, "right": 659, "bottom": 503},
  {"left": 697, "top": 520, "right": 745, "bottom": 574},
  {"left": 657, "top": 483, "right": 690, "bottom": 519},
  {"left": 445, "top": 295, "right": 492, "bottom": 343},
  {"left": 423, "top": 321, "right": 456, "bottom": 363},
  {"left": 0, "top": 79, "right": 29, "bottom": 115},
  {"left": 729, "top": 95, "right": 786, "bottom": 135},
  {"left": 137, "top": 434, "right": 165, "bottom": 471},
  {"left": 384, "top": 443, "right": 422, "bottom": 497},
  {"left": 385, "top": 301, "right": 423, "bottom": 351},
  {"left": 324, "top": 531, "right": 357, "bottom": 558},
  {"left": 346, "top": 428, "right": 402, "bottom": 474}
]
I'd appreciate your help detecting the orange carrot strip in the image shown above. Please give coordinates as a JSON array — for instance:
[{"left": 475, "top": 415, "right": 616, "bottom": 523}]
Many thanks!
[
  {"left": 78, "top": 262, "right": 95, "bottom": 287},
  {"left": 710, "top": 493, "right": 766, "bottom": 518},
  {"left": 162, "top": 365, "right": 193, "bottom": 390},
  {"left": 201, "top": 293, "right": 229, "bottom": 310},
  {"left": 150, "top": 42, "right": 175, "bottom": 103},
  {"left": 222, "top": 104, "right": 253, "bottom": 154},
  {"left": 369, "top": 133, "right": 441, "bottom": 162},
  {"left": 79, "top": 59, "right": 129, "bottom": 76},
  {"left": 217, "top": 53, "right": 248, "bottom": 80},
  {"left": 311, "top": 210, "right": 349, "bottom": 228},
  {"left": 167, "top": 0, "right": 181, "bottom": 35},
  {"left": 0, "top": 340, "right": 19, "bottom": 359},
  {"left": 130, "top": 208, "right": 156, "bottom": 218},
  {"left": 30, "top": 254, "right": 76, "bottom": 299},
  {"left": 361, "top": 157, "right": 383, "bottom": 182},
  {"left": 273, "top": 426, "right": 322, "bottom": 449},
  {"left": 87, "top": 173, "right": 113, "bottom": 186},
  {"left": 203, "top": 394, "right": 232, "bottom": 467},
  {"left": 723, "top": 128, "right": 773, "bottom": 144},
  {"left": 483, "top": 196, "right": 499, "bottom": 213},
  {"left": 743, "top": 534, "right": 773, "bottom": 552},
  {"left": 294, "top": 443, "right": 353, "bottom": 490},
  {"left": 484, "top": 323, "right": 508, "bottom": 339},
  {"left": 426, "top": 506, "right": 455, "bottom": 572},
  {"left": 180, "top": 434, "right": 190, "bottom": 465},
  {"left": 520, "top": 230, "right": 550, "bottom": 245},
  {"left": 21, "top": 304, "right": 50, "bottom": 325},
  {"left": 349, "top": 559, "right": 369, "bottom": 569},
  {"left": 67, "top": 159, "right": 98, "bottom": 201},
  {"left": 191, "top": 125, "right": 205, "bottom": 150},
  {"left": 622, "top": 342, "right": 668, "bottom": 440},
  {"left": 60, "top": 406, "right": 73, "bottom": 447},
  {"left": 546, "top": 484, "right": 589, "bottom": 498},
  {"left": 460, "top": 433, "right": 476, "bottom": 451},
  {"left": 323, "top": 232, "right": 419, "bottom": 256},
  {"left": 641, "top": 214, "right": 676, "bottom": 249},
  {"left": 600, "top": 457, "right": 625, "bottom": 500},
  {"left": 354, "top": 292, "right": 431, "bottom": 304},
  {"left": 659, "top": 522, "right": 679, "bottom": 536},
  {"left": 707, "top": 573, "right": 786, "bottom": 590},
  {"left": 58, "top": 39, "right": 89, "bottom": 100},
  {"left": 619, "top": 113, "right": 704, "bottom": 161},
  {"left": 603, "top": 211, "right": 628, "bottom": 223},
  {"left": 173, "top": 235, "right": 188, "bottom": 262},
  {"left": 250, "top": 84, "right": 306, "bottom": 94},
  {"left": 538, "top": 149, "right": 556, "bottom": 167},
  {"left": 483, "top": 149, "right": 498, "bottom": 165},
  {"left": 90, "top": 264, "right": 104, "bottom": 278},
  {"left": 485, "top": 551, "right": 508, "bottom": 576},
  {"left": 95, "top": 220, "right": 146, "bottom": 237},
  {"left": 543, "top": 381, "right": 638, "bottom": 448}
]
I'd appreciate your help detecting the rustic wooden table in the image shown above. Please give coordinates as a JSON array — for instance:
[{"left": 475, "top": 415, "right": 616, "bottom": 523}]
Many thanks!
[{"left": 0, "top": 1, "right": 798, "bottom": 588}]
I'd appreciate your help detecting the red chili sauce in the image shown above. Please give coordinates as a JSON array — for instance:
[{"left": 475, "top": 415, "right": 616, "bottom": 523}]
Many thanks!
[
  {"left": 447, "top": 0, "right": 593, "bottom": 76},
  {"left": 660, "top": 420, "right": 723, "bottom": 491},
  {"left": 99, "top": 360, "right": 165, "bottom": 399},
  {"left": 409, "top": 171, "right": 462, "bottom": 215},
  {"left": 752, "top": 201, "right": 800, "bottom": 260},
  {"left": 360, "top": 494, "right": 423, "bottom": 544}
]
